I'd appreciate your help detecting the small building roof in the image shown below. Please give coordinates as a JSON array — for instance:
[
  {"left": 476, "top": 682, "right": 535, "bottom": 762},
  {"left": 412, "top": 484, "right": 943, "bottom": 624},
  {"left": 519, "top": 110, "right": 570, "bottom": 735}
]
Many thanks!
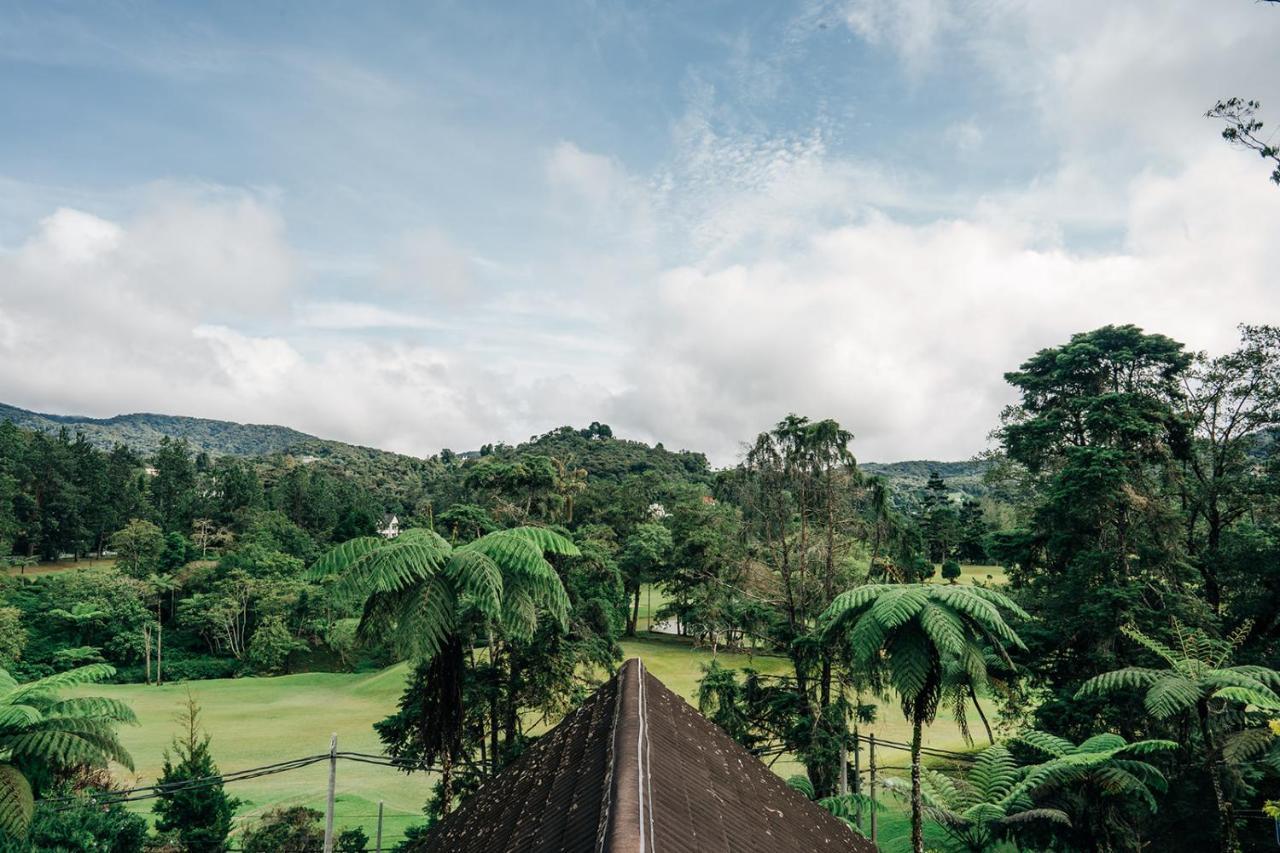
[{"left": 410, "top": 658, "right": 872, "bottom": 853}]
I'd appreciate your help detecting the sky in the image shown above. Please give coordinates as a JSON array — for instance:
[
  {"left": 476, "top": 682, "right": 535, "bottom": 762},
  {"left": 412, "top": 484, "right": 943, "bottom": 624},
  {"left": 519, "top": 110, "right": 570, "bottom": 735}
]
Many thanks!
[{"left": 1, "top": 0, "right": 1278, "bottom": 465}]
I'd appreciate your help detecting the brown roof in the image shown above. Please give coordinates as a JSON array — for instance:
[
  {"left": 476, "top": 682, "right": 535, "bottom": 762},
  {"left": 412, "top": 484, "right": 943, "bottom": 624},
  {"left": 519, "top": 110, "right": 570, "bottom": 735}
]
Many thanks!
[{"left": 411, "top": 658, "right": 873, "bottom": 853}]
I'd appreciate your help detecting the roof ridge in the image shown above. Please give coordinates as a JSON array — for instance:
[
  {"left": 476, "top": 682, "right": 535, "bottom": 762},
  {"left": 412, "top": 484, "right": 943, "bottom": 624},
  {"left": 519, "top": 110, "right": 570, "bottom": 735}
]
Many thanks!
[{"left": 593, "top": 659, "right": 628, "bottom": 851}]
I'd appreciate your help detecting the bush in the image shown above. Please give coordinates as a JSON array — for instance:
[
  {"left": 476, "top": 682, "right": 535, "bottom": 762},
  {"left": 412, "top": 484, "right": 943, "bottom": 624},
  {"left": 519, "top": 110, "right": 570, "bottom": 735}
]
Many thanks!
[
  {"left": 0, "top": 794, "right": 147, "bottom": 853},
  {"left": 241, "top": 807, "right": 324, "bottom": 853},
  {"left": 159, "top": 654, "right": 242, "bottom": 682},
  {"left": 941, "top": 559, "right": 962, "bottom": 583}
]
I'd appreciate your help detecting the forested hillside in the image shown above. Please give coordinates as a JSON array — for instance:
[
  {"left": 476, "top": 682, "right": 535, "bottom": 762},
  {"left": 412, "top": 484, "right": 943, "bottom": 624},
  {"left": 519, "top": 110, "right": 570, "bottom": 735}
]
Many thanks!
[
  {"left": 861, "top": 458, "right": 991, "bottom": 499},
  {"left": 3, "top": 326, "right": 1279, "bottom": 853},
  {"left": 0, "top": 403, "right": 317, "bottom": 456}
]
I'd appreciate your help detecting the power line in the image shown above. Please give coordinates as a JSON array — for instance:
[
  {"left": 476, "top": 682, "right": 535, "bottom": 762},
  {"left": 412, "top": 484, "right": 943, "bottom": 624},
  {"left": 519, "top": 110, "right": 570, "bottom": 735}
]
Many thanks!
[{"left": 35, "top": 751, "right": 438, "bottom": 812}]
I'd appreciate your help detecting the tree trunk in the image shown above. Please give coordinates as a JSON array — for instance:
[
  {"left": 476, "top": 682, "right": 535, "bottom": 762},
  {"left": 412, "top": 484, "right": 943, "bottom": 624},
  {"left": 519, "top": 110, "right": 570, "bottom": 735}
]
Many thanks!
[
  {"left": 910, "top": 710, "right": 925, "bottom": 853},
  {"left": 1197, "top": 699, "right": 1239, "bottom": 853},
  {"left": 968, "top": 681, "right": 995, "bottom": 744},
  {"left": 440, "top": 751, "right": 453, "bottom": 817},
  {"left": 626, "top": 584, "right": 640, "bottom": 635}
]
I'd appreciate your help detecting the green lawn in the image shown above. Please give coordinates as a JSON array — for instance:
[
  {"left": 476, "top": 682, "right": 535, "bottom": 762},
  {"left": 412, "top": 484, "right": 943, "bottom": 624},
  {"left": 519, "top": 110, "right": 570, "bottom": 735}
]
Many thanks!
[
  {"left": 87, "top": 631, "right": 990, "bottom": 845},
  {"left": 87, "top": 666, "right": 427, "bottom": 845},
  {"left": 926, "top": 562, "right": 1008, "bottom": 585},
  {"left": 4, "top": 556, "right": 116, "bottom": 577}
]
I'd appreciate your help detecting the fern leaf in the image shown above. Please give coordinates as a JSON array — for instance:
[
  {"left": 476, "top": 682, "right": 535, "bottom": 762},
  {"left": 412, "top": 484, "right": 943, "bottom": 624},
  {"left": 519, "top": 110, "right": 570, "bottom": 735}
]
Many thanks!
[
  {"left": 1015, "top": 730, "right": 1074, "bottom": 759},
  {"left": 502, "top": 526, "right": 581, "bottom": 557},
  {"left": 308, "top": 536, "right": 384, "bottom": 579},
  {"left": 786, "top": 774, "right": 816, "bottom": 800},
  {"left": 0, "top": 764, "right": 33, "bottom": 840},
  {"left": 1074, "top": 668, "right": 1163, "bottom": 698}
]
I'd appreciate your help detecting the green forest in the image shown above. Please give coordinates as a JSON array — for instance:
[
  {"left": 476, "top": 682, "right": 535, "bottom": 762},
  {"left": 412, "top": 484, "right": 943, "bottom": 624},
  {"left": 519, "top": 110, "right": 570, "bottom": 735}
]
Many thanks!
[{"left": 2, "top": 323, "right": 1278, "bottom": 852}]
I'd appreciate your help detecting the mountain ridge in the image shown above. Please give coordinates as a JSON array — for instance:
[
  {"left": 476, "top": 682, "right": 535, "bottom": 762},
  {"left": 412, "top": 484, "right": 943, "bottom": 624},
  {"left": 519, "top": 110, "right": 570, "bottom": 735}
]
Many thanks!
[{"left": 0, "top": 402, "right": 990, "bottom": 493}]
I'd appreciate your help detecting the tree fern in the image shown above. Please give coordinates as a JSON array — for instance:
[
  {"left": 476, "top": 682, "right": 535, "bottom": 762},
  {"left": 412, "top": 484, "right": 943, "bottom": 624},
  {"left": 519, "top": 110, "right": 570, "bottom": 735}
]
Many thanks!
[
  {"left": 1074, "top": 620, "right": 1280, "bottom": 853},
  {"left": 0, "top": 664, "right": 135, "bottom": 839},
  {"left": 312, "top": 524, "right": 574, "bottom": 817},
  {"left": 821, "top": 584, "right": 1025, "bottom": 853}
]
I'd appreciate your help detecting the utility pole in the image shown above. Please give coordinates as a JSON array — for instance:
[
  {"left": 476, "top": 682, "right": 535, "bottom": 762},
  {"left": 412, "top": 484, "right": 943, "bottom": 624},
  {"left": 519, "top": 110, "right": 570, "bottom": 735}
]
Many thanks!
[
  {"left": 839, "top": 738, "right": 848, "bottom": 796},
  {"left": 323, "top": 733, "right": 337, "bottom": 853},
  {"left": 853, "top": 730, "right": 862, "bottom": 830},
  {"left": 869, "top": 734, "right": 878, "bottom": 845},
  {"left": 375, "top": 800, "right": 384, "bottom": 853}
]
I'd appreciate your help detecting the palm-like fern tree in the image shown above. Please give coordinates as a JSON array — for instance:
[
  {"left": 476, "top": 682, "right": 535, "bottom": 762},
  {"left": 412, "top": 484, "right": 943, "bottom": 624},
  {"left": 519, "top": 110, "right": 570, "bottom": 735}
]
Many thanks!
[
  {"left": 882, "top": 744, "right": 1068, "bottom": 852},
  {"left": 309, "top": 525, "right": 577, "bottom": 814},
  {"left": 786, "top": 774, "right": 877, "bottom": 836},
  {"left": 822, "top": 584, "right": 1027, "bottom": 853},
  {"left": 1076, "top": 622, "right": 1280, "bottom": 853},
  {"left": 0, "top": 663, "right": 136, "bottom": 839},
  {"left": 1011, "top": 730, "right": 1175, "bottom": 850}
]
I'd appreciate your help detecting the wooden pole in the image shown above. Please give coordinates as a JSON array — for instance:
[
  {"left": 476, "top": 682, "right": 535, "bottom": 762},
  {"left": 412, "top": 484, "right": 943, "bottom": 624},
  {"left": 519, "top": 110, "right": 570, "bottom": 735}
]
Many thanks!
[
  {"left": 839, "top": 739, "right": 848, "bottom": 796},
  {"left": 853, "top": 730, "right": 862, "bottom": 829},
  {"left": 375, "top": 800, "right": 384, "bottom": 853},
  {"left": 323, "top": 733, "right": 337, "bottom": 853},
  {"left": 869, "top": 734, "right": 878, "bottom": 845}
]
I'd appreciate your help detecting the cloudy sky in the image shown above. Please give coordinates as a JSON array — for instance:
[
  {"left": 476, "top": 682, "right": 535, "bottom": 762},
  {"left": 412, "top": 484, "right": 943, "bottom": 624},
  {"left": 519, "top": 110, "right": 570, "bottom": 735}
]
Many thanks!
[{"left": 1, "top": 1, "right": 1277, "bottom": 464}]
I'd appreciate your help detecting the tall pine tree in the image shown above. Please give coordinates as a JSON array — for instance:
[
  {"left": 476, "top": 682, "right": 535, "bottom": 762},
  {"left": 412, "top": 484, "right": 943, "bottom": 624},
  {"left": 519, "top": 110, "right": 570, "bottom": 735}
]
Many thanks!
[{"left": 153, "top": 693, "right": 239, "bottom": 851}]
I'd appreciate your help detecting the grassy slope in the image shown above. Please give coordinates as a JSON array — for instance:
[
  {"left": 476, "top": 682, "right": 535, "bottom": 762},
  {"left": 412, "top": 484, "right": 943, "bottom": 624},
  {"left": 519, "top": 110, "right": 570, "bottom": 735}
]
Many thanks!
[
  {"left": 3, "top": 557, "right": 116, "bottom": 577},
  {"left": 91, "top": 627, "right": 994, "bottom": 846}
]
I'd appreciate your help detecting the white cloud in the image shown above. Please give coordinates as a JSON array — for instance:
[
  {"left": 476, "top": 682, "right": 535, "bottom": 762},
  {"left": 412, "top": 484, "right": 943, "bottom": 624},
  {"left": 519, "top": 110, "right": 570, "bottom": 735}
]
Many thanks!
[
  {"left": 842, "top": 0, "right": 956, "bottom": 75},
  {"left": 295, "top": 301, "right": 444, "bottom": 331},
  {"left": 3, "top": 1, "right": 1279, "bottom": 467}
]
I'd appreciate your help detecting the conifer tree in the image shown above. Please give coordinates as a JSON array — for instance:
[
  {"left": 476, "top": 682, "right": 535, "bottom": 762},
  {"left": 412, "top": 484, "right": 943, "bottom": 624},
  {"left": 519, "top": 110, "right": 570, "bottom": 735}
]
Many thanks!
[{"left": 153, "top": 693, "right": 239, "bottom": 852}]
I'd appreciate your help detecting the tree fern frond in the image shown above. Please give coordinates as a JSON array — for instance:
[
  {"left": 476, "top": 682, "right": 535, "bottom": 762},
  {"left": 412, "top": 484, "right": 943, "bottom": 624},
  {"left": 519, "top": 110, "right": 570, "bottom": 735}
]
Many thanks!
[
  {"left": 0, "top": 704, "right": 42, "bottom": 730},
  {"left": 968, "top": 745, "right": 1019, "bottom": 802},
  {"left": 1226, "top": 665, "right": 1280, "bottom": 692},
  {"left": 1015, "top": 730, "right": 1074, "bottom": 759},
  {"left": 1223, "top": 727, "right": 1276, "bottom": 762},
  {"left": 405, "top": 577, "right": 458, "bottom": 661},
  {"left": 1075, "top": 668, "right": 1163, "bottom": 698},
  {"left": 6, "top": 664, "right": 116, "bottom": 702},
  {"left": 43, "top": 697, "right": 138, "bottom": 725},
  {"left": 1112, "top": 738, "right": 1178, "bottom": 757},
  {"left": 0, "top": 729, "right": 128, "bottom": 770},
  {"left": 1077, "top": 733, "right": 1128, "bottom": 753},
  {"left": 444, "top": 549, "right": 503, "bottom": 623},
  {"left": 501, "top": 526, "right": 580, "bottom": 557},
  {"left": 307, "top": 536, "right": 385, "bottom": 579},
  {"left": 919, "top": 602, "right": 970, "bottom": 660},
  {"left": 869, "top": 587, "right": 930, "bottom": 630},
  {"left": 1214, "top": 685, "right": 1280, "bottom": 710},
  {"left": 0, "top": 764, "right": 33, "bottom": 840},
  {"left": 998, "top": 807, "right": 1070, "bottom": 826},
  {"left": 1120, "top": 624, "right": 1181, "bottom": 668},
  {"left": 334, "top": 540, "right": 448, "bottom": 599},
  {"left": 786, "top": 774, "right": 816, "bottom": 800},
  {"left": 1142, "top": 676, "right": 1202, "bottom": 720}
]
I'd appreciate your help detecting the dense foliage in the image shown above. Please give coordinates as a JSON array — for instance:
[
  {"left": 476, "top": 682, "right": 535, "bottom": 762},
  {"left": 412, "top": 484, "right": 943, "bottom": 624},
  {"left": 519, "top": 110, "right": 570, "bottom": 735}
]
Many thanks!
[{"left": 1, "top": 323, "right": 1278, "bottom": 850}]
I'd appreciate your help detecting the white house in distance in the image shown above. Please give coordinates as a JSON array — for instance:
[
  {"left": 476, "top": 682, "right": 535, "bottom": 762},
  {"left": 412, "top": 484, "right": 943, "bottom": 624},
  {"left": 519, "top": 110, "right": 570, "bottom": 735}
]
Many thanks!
[{"left": 377, "top": 514, "right": 400, "bottom": 538}]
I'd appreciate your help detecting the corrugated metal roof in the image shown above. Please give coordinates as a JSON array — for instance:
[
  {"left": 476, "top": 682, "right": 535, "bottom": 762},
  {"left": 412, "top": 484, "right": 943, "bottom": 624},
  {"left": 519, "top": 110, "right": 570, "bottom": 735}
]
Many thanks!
[{"left": 410, "top": 658, "right": 874, "bottom": 853}]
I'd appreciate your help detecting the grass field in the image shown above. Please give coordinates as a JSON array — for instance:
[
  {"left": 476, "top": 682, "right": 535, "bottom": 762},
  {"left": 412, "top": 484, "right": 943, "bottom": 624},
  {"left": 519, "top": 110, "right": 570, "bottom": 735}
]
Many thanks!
[
  {"left": 4, "top": 556, "right": 116, "bottom": 577},
  {"left": 88, "top": 629, "right": 990, "bottom": 846}
]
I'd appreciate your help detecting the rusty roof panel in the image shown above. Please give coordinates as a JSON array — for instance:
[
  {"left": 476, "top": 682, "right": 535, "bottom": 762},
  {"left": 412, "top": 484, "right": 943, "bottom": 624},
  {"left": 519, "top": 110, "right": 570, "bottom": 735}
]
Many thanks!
[{"left": 410, "top": 659, "right": 874, "bottom": 853}]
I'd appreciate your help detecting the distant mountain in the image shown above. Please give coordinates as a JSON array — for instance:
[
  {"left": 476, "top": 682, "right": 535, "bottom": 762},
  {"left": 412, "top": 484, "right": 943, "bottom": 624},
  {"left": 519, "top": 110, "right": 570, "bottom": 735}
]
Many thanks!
[
  {"left": 0, "top": 402, "right": 988, "bottom": 500},
  {"left": 0, "top": 402, "right": 318, "bottom": 457},
  {"left": 861, "top": 458, "right": 993, "bottom": 500}
]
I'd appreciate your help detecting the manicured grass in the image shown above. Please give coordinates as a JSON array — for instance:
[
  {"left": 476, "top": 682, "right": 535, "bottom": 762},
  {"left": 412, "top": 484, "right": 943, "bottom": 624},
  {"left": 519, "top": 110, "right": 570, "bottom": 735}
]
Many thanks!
[
  {"left": 88, "top": 626, "right": 995, "bottom": 845},
  {"left": 4, "top": 556, "right": 116, "bottom": 577},
  {"left": 85, "top": 666, "right": 428, "bottom": 844},
  {"left": 925, "top": 562, "right": 1008, "bottom": 585}
]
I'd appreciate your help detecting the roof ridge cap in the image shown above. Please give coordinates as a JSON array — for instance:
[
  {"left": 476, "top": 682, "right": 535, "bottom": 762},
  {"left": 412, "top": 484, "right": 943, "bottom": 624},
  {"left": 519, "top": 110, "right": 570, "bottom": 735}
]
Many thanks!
[{"left": 597, "top": 658, "right": 648, "bottom": 853}]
